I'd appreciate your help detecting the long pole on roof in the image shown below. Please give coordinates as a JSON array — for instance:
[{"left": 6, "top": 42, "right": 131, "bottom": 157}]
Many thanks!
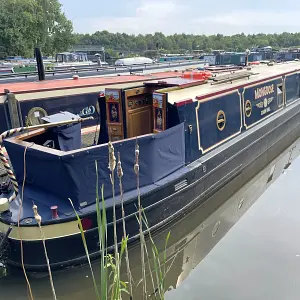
[{"left": 18, "top": 116, "right": 94, "bottom": 132}]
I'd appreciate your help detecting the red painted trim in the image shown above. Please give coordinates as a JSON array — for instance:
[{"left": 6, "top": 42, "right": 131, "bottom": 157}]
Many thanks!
[
  {"left": 196, "top": 68, "right": 300, "bottom": 101},
  {"left": 175, "top": 99, "right": 193, "bottom": 107}
]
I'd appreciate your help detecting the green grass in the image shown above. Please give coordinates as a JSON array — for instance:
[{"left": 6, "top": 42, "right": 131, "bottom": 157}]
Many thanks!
[{"left": 69, "top": 143, "right": 171, "bottom": 300}]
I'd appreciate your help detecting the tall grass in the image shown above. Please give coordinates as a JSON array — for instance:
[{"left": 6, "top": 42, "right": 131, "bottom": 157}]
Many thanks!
[
  {"left": 141, "top": 211, "right": 171, "bottom": 300},
  {"left": 70, "top": 141, "right": 172, "bottom": 300},
  {"left": 69, "top": 198, "right": 100, "bottom": 300},
  {"left": 70, "top": 166, "right": 129, "bottom": 300},
  {"left": 117, "top": 152, "right": 133, "bottom": 298},
  {"left": 134, "top": 141, "right": 147, "bottom": 299}
]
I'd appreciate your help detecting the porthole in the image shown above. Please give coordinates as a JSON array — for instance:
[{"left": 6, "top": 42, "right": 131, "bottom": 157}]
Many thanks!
[
  {"left": 245, "top": 100, "right": 252, "bottom": 117},
  {"left": 216, "top": 110, "right": 226, "bottom": 131}
]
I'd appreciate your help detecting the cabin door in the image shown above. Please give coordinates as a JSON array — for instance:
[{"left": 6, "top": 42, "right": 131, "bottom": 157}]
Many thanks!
[{"left": 124, "top": 87, "right": 153, "bottom": 138}]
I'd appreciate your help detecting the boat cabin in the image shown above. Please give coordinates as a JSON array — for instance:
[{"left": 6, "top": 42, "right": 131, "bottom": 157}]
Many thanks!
[
  {"left": 55, "top": 52, "right": 89, "bottom": 63},
  {"left": 103, "top": 77, "right": 205, "bottom": 142}
]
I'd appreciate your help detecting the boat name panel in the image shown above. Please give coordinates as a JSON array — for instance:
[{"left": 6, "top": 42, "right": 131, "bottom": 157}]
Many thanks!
[
  {"left": 254, "top": 84, "right": 274, "bottom": 100},
  {"left": 243, "top": 78, "right": 282, "bottom": 129}
]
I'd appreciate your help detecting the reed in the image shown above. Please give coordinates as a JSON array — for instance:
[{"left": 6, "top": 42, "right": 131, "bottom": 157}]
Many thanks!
[
  {"left": 69, "top": 198, "right": 100, "bottom": 300},
  {"left": 134, "top": 141, "right": 147, "bottom": 300},
  {"left": 141, "top": 211, "right": 171, "bottom": 300},
  {"left": 117, "top": 152, "right": 133, "bottom": 298},
  {"left": 71, "top": 141, "right": 172, "bottom": 300},
  {"left": 71, "top": 160, "right": 129, "bottom": 300},
  {"left": 95, "top": 162, "right": 108, "bottom": 300}
]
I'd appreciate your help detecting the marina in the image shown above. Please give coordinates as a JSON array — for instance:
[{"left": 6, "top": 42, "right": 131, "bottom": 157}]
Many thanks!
[{"left": 1, "top": 0, "right": 300, "bottom": 298}]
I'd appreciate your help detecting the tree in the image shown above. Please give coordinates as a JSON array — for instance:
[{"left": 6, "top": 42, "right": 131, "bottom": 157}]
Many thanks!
[
  {"left": 0, "top": 0, "right": 74, "bottom": 57},
  {"left": 74, "top": 31, "right": 300, "bottom": 56}
]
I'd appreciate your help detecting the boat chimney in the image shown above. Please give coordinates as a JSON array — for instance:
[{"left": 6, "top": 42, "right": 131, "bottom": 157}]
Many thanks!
[{"left": 34, "top": 47, "right": 45, "bottom": 81}]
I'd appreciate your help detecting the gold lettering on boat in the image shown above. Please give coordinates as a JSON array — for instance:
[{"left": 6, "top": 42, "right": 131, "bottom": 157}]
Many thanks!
[
  {"left": 254, "top": 84, "right": 274, "bottom": 100},
  {"left": 255, "top": 96, "right": 274, "bottom": 115}
]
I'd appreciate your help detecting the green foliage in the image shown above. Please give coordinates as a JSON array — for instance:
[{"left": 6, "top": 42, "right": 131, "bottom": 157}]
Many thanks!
[
  {"left": 74, "top": 31, "right": 300, "bottom": 53},
  {"left": 0, "top": 0, "right": 74, "bottom": 57}
]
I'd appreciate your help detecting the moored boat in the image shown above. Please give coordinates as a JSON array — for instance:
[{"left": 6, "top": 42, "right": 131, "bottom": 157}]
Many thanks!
[{"left": 1, "top": 61, "right": 300, "bottom": 271}]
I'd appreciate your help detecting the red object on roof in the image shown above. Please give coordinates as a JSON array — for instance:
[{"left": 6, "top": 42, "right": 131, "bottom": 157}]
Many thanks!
[{"left": 181, "top": 71, "right": 212, "bottom": 80}]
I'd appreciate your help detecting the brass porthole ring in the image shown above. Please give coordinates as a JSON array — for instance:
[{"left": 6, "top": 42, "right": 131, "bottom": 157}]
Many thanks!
[
  {"left": 216, "top": 110, "right": 226, "bottom": 131},
  {"left": 245, "top": 100, "right": 252, "bottom": 118}
]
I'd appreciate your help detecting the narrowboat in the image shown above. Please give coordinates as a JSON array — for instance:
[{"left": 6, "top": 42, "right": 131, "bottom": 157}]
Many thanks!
[
  {"left": 1, "top": 61, "right": 300, "bottom": 271},
  {"left": 158, "top": 55, "right": 195, "bottom": 63},
  {"left": 114, "top": 57, "right": 154, "bottom": 66}
]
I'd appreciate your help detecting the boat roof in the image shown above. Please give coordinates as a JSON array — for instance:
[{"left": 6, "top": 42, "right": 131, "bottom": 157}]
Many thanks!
[
  {"left": 0, "top": 71, "right": 181, "bottom": 96},
  {"left": 158, "top": 61, "right": 300, "bottom": 104},
  {"left": 144, "top": 77, "right": 205, "bottom": 88}
]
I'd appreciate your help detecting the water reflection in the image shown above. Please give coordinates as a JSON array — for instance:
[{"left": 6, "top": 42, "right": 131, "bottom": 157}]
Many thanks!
[{"left": 1, "top": 139, "right": 300, "bottom": 299}]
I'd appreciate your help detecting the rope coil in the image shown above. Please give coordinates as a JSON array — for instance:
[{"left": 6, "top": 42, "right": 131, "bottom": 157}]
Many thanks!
[{"left": 0, "top": 127, "right": 26, "bottom": 202}]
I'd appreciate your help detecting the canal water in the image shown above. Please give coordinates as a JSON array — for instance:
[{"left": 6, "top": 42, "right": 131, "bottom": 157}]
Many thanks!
[{"left": 1, "top": 147, "right": 300, "bottom": 299}]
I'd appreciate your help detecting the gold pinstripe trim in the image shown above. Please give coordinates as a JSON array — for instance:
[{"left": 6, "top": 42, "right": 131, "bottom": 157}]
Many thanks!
[
  {"left": 195, "top": 90, "right": 243, "bottom": 153},
  {"left": 0, "top": 220, "right": 80, "bottom": 241}
]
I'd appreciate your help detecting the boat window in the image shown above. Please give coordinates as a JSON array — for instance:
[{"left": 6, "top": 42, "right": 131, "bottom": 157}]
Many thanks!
[{"left": 277, "top": 84, "right": 283, "bottom": 107}]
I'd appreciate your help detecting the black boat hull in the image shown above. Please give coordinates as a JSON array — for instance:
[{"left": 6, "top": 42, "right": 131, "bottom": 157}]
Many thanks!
[{"left": 4, "top": 97, "right": 300, "bottom": 271}]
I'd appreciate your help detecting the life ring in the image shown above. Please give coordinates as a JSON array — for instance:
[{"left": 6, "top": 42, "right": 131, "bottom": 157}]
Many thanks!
[{"left": 26, "top": 107, "right": 48, "bottom": 126}]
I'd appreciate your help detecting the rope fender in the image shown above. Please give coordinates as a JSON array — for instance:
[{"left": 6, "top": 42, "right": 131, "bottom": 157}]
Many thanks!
[{"left": 0, "top": 127, "right": 26, "bottom": 202}]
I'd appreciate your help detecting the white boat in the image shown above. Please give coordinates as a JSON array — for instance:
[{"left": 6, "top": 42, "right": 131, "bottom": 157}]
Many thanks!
[{"left": 115, "top": 56, "right": 154, "bottom": 66}]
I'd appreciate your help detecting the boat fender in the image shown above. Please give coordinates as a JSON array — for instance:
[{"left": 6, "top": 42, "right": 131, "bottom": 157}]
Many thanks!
[{"left": 0, "top": 197, "right": 9, "bottom": 213}]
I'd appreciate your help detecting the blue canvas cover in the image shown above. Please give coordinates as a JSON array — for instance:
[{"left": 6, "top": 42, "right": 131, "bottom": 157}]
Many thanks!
[
  {"left": 4, "top": 123, "right": 185, "bottom": 209},
  {"left": 52, "top": 123, "right": 82, "bottom": 151}
]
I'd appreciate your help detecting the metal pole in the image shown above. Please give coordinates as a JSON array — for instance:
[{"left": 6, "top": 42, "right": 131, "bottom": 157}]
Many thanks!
[{"left": 18, "top": 116, "right": 94, "bottom": 132}]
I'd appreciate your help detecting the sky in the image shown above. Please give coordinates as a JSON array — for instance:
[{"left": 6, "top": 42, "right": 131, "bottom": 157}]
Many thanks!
[{"left": 59, "top": 0, "right": 300, "bottom": 35}]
